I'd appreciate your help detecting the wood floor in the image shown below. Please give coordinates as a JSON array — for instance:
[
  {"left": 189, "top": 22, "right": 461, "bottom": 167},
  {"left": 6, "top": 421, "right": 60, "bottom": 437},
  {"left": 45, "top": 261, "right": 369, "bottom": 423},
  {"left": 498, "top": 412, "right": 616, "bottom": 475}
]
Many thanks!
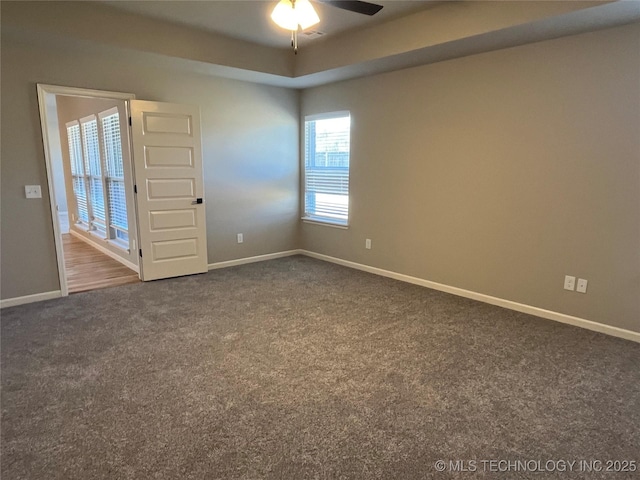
[{"left": 63, "top": 234, "right": 140, "bottom": 293}]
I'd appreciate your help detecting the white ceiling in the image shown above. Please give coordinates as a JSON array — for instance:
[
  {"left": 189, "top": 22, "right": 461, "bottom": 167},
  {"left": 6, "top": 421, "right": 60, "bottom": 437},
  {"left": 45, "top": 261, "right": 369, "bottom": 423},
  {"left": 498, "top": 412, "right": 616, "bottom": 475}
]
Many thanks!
[{"left": 101, "top": 0, "right": 438, "bottom": 49}]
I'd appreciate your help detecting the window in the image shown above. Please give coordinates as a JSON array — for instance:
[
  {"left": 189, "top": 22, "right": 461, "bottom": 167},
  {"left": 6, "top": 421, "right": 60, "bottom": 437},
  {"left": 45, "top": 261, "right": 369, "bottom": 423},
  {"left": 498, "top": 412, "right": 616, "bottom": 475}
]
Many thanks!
[
  {"left": 66, "top": 108, "right": 129, "bottom": 248},
  {"left": 81, "top": 116, "right": 106, "bottom": 235},
  {"left": 67, "top": 122, "right": 89, "bottom": 224},
  {"left": 100, "top": 110, "right": 129, "bottom": 243},
  {"left": 303, "top": 112, "right": 351, "bottom": 226}
]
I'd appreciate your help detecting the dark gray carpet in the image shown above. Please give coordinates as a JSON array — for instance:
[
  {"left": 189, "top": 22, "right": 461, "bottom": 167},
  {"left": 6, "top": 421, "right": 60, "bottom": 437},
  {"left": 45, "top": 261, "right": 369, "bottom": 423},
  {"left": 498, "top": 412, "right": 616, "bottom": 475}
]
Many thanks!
[{"left": 2, "top": 256, "right": 639, "bottom": 479}]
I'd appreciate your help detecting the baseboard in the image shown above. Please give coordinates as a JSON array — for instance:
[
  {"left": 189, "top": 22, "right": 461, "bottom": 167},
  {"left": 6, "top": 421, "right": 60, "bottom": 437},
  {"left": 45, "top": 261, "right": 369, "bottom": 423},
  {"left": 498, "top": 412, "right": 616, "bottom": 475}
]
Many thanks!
[
  {"left": 300, "top": 250, "right": 640, "bottom": 344},
  {"left": 5, "top": 250, "right": 636, "bottom": 343},
  {"left": 0, "top": 290, "right": 62, "bottom": 309},
  {"left": 208, "top": 250, "right": 303, "bottom": 270},
  {"left": 69, "top": 230, "right": 139, "bottom": 273}
]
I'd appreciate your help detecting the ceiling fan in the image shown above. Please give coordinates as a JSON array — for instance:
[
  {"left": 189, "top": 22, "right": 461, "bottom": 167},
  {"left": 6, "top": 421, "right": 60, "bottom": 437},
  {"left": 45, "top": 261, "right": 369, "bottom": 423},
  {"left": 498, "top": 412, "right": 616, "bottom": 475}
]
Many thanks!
[
  {"left": 271, "top": 0, "right": 384, "bottom": 53},
  {"left": 317, "top": 1, "right": 384, "bottom": 17}
]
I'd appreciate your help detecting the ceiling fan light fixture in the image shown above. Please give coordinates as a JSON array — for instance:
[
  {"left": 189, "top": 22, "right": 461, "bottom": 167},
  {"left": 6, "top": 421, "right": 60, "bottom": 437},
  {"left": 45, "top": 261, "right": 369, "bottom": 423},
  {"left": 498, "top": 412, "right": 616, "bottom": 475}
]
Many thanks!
[
  {"left": 271, "top": 0, "right": 320, "bottom": 32},
  {"left": 271, "top": 0, "right": 298, "bottom": 31},
  {"left": 295, "top": 0, "right": 320, "bottom": 30}
]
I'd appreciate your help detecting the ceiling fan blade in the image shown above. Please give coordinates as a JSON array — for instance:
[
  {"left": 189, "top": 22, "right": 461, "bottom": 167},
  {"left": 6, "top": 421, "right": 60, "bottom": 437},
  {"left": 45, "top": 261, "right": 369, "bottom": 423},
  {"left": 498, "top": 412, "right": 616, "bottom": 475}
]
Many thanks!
[{"left": 318, "top": 1, "right": 384, "bottom": 16}]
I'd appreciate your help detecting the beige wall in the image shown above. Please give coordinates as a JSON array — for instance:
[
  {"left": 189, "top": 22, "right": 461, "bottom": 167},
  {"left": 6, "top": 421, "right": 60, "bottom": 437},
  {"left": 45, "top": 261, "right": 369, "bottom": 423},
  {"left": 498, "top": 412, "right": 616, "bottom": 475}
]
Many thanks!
[
  {"left": 300, "top": 23, "right": 640, "bottom": 333},
  {"left": 0, "top": 36, "right": 300, "bottom": 300}
]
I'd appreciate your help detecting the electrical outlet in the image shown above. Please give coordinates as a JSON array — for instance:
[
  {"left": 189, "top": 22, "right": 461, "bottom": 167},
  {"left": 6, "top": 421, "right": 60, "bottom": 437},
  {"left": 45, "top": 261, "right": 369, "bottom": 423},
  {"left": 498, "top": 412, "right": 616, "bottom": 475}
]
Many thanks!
[
  {"left": 564, "top": 275, "right": 576, "bottom": 291},
  {"left": 237, "top": 233, "right": 243, "bottom": 244},
  {"left": 576, "top": 278, "right": 588, "bottom": 294},
  {"left": 365, "top": 239, "right": 372, "bottom": 249},
  {"left": 25, "top": 185, "right": 42, "bottom": 199}
]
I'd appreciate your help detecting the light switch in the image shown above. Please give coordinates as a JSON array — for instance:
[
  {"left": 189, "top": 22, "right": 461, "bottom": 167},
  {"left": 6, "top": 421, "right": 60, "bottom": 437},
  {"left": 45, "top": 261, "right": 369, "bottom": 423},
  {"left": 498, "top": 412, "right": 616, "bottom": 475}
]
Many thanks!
[
  {"left": 564, "top": 275, "right": 576, "bottom": 291},
  {"left": 25, "top": 185, "right": 42, "bottom": 199}
]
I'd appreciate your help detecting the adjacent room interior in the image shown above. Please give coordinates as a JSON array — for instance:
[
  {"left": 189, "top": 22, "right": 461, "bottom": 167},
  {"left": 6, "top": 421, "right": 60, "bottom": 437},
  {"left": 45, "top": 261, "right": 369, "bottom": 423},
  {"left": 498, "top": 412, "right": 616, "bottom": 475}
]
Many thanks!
[
  {"left": 1, "top": 1, "right": 639, "bottom": 478},
  {"left": 43, "top": 92, "right": 141, "bottom": 293}
]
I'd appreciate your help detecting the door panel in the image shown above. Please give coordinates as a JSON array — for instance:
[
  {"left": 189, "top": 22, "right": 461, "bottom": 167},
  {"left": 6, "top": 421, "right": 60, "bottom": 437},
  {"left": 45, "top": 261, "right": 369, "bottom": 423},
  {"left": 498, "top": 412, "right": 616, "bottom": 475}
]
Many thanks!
[
  {"left": 152, "top": 238, "right": 198, "bottom": 261},
  {"left": 144, "top": 113, "right": 192, "bottom": 134},
  {"left": 147, "top": 178, "right": 195, "bottom": 199},
  {"left": 145, "top": 147, "right": 194, "bottom": 167},
  {"left": 149, "top": 210, "right": 197, "bottom": 231},
  {"left": 130, "top": 100, "right": 208, "bottom": 281}
]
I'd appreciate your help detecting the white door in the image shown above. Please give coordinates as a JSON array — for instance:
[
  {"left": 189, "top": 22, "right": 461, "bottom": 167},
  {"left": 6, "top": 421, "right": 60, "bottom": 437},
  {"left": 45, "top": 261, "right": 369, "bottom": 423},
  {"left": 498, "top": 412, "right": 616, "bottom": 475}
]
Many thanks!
[{"left": 130, "top": 100, "right": 208, "bottom": 281}]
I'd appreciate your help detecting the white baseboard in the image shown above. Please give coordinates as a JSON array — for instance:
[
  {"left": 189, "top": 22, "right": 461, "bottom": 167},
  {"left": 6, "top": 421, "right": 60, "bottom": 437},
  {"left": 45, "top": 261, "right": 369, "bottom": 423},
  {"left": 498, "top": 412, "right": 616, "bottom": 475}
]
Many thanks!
[
  {"left": 4, "top": 249, "right": 636, "bottom": 343},
  {"left": 0, "top": 290, "right": 62, "bottom": 309},
  {"left": 300, "top": 250, "right": 640, "bottom": 344},
  {"left": 69, "top": 230, "right": 139, "bottom": 273},
  {"left": 208, "top": 250, "right": 302, "bottom": 270}
]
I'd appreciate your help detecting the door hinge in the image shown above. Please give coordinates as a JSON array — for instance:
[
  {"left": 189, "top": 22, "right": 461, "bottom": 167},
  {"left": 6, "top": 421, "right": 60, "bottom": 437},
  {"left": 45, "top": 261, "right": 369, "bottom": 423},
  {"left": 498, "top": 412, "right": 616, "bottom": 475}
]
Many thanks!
[
  {"left": 134, "top": 184, "right": 137, "bottom": 194},
  {"left": 129, "top": 116, "right": 132, "bottom": 126},
  {"left": 139, "top": 249, "right": 142, "bottom": 258}
]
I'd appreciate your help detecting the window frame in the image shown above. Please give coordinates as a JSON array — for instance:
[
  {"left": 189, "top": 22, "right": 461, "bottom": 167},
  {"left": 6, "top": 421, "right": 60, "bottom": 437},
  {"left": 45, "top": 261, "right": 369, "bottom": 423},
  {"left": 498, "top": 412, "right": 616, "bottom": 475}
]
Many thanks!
[
  {"left": 98, "top": 107, "right": 129, "bottom": 248},
  {"left": 65, "top": 108, "right": 130, "bottom": 252},
  {"left": 302, "top": 111, "right": 351, "bottom": 228}
]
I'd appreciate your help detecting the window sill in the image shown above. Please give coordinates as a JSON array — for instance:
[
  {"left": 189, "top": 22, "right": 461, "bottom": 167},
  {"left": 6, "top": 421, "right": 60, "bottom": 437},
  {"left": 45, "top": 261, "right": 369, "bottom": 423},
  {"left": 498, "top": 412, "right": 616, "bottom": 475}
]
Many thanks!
[
  {"left": 108, "top": 238, "right": 129, "bottom": 252},
  {"left": 89, "top": 229, "right": 107, "bottom": 241},
  {"left": 302, "top": 217, "right": 349, "bottom": 230},
  {"left": 86, "top": 229, "right": 129, "bottom": 253}
]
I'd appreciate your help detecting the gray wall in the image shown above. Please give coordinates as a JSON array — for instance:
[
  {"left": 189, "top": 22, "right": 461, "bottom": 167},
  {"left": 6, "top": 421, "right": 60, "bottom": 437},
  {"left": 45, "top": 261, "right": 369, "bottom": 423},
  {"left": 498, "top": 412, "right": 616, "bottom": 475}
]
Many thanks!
[
  {"left": 300, "top": 23, "right": 640, "bottom": 333},
  {"left": 0, "top": 36, "right": 300, "bottom": 300}
]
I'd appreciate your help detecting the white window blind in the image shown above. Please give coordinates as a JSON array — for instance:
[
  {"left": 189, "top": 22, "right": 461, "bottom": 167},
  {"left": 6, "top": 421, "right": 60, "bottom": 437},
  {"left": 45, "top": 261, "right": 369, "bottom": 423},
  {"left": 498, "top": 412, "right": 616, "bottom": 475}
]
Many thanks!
[
  {"left": 67, "top": 123, "right": 89, "bottom": 223},
  {"left": 101, "top": 112, "right": 129, "bottom": 242},
  {"left": 304, "top": 113, "right": 351, "bottom": 225},
  {"left": 81, "top": 118, "right": 106, "bottom": 232}
]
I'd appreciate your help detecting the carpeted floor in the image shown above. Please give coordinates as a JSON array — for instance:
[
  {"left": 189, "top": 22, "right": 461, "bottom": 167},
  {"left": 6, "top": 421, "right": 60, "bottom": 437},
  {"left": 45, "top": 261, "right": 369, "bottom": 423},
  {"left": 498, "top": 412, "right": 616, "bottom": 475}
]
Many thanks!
[{"left": 1, "top": 256, "right": 639, "bottom": 479}]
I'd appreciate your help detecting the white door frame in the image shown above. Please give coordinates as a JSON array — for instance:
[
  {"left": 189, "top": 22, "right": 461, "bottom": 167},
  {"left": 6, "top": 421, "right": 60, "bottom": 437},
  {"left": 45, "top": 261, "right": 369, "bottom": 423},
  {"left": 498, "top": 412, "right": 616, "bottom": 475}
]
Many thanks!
[{"left": 36, "top": 84, "right": 136, "bottom": 297}]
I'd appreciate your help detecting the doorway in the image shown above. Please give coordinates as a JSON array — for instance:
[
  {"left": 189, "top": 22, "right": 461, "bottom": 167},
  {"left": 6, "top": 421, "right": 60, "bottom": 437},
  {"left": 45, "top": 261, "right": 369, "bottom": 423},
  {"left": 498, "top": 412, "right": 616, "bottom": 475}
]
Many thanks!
[
  {"left": 39, "top": 85, "right": 209, "bottom": 294},
  {"left": 38, "top": 85, "right": 141, "bottom": 295}
]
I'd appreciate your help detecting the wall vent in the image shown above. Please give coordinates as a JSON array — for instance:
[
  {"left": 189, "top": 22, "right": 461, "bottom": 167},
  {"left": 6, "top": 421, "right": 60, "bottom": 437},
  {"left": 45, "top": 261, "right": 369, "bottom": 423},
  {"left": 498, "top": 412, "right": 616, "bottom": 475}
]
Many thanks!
[{"left": 302, "top": 30, "right": 326, "bottom": 39}]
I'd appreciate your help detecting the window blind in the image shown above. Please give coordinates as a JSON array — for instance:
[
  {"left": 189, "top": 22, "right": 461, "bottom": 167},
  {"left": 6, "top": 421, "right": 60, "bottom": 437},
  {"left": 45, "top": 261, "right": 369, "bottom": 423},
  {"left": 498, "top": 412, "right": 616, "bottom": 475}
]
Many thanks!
[
  {"left": 72, "top": 176, "right": 89, "bottom": 223},
  {"left": 304, "top": 114, "right": 350, "bottom": 224},
  {"left": 68, "top": 124, "right": 84, "bottom": 176},
  {"left": 67, "top": 124, "right": 89, "bottom": 223},
  {"left": 107, "top": 180, "right": 128, "bottom": 230},
  {"left": 81, "top": 119, "right": 106, "bottom": 229},
  {"left": 101, "top": 113, "right": 128, "bottom": 235},
  {"left": 102, "top": 114, "right": 124, "bottom": 178}
]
